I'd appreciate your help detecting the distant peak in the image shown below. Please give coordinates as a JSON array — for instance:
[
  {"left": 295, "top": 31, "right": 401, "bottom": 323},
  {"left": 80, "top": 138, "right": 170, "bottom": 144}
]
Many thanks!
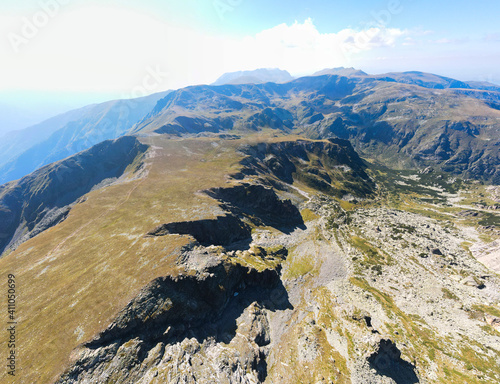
[
  {"left": 212, "top": 68, "right": 294, "bottom": 86},
  {"left": 312, "top": 67, "right": 368, "bottom": 77}
]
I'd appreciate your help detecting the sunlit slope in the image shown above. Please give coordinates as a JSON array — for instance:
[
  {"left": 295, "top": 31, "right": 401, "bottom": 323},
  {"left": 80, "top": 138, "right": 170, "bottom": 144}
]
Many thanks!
[
  {"left": 0, "top": 132, "right": 498, "bottom": 383},
  {"left": 0, "top": 91, "right": 170, "bottom": 184},
  {"left": 0, "top": 136, "right": 244, "bottom": 383},
  {"left": 131, "top": 75, "right": 500, "bottom": 183},
  {"left": 0, "top": 136, "right": 148, "bottom": 255}
]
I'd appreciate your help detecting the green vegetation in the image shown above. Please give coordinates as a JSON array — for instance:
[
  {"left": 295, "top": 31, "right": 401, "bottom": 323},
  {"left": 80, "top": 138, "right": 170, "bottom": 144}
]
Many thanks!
[
  {"left": 348, "top": 236, "right": 389, "bottom": 275},
  {"left": 286, "top": 249, "right": 317, "bottom": 279},
  {"left": 226, "top": 245, "right": 287, "bottom": 272},
  {"left": 1, "top": 126, "right": 498, "bottom": 383},
  {"left": 300, "top": 208, "right": 319, "bottom": 222},
  {"left": 472, "top": 304, "right": 500, "bottom": 318},
  {"left": 441, "top": 287, "right": 459, "bottom": 301},
  {"left": 478, "top": 212, "right": 500, "bottom": 227}
]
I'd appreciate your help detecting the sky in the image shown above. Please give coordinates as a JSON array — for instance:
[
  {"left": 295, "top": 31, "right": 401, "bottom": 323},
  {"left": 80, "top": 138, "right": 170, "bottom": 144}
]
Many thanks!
[{"left": 1, "top": 0, "right": 500, "bottom": 133}]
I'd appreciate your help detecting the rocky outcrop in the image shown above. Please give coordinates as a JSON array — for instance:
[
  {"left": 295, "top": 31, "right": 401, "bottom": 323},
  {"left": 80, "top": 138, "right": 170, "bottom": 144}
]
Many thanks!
[
  {"left": 205, "top": 183, "right": 305, "bottom": 231},
  {"left": 0, "top": 136, "right": 148, "bottom": 255},
  {"left": 147, "top": 214, "right": 252, "bottom": 246},
  {"left": 238, "top": 139, "right": 375, "bottom": 197},
  {"left": 57, "top": 253, "right": 290, "bottom": 384},
  {"left": 6, "top": 139, "right": 500, "bottom": 383}
]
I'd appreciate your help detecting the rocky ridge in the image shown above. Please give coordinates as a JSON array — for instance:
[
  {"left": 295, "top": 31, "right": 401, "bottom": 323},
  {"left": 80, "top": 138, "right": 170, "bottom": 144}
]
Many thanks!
[
  {"left": 54, "top": 139, "right": 500, "bottom": 383},
  {"left": 0, "top": 136, "right": 148, "bottom": 255}
]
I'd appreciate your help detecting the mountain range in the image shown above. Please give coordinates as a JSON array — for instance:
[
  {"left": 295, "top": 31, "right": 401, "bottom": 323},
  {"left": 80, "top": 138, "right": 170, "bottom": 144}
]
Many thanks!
[
  {"left": 212, "top": 68, "right": 294, "bottom": 85},
  {"left": 0, "top": 68, "right": 499, "bottom": 384},
  {"left": 0, "top": 91, "right": 170, "bottom": 184},
  {"left": 1, "top": 68, "right": 498, "bottom": 186}
]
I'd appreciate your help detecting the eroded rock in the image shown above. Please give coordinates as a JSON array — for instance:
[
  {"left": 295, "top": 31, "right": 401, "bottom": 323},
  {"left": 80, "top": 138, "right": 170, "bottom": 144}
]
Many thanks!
[
  {"left": 205, "top": 183, "right": 304, "bottom": 231},
  {"left": 57, "top": 257, "right": 291, "bottom": 384}
]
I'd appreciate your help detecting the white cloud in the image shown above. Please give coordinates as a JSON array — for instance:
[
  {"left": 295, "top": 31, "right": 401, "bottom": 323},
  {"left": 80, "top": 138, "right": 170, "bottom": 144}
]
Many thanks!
[
  {"left": 0, "top": 9, "right": 407, "bottom": 93},
  {"left": 222, "top": 19, "right": 406, "bottom": 74}
]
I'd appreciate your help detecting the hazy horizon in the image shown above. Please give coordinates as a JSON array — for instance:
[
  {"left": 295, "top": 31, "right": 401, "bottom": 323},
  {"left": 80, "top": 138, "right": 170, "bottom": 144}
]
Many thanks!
[
  {"left": 2, "top": 64, "right": 500, "bottom": 137},
  {"left": 1, "top": 0, "right": 500, "bottom": 135}
]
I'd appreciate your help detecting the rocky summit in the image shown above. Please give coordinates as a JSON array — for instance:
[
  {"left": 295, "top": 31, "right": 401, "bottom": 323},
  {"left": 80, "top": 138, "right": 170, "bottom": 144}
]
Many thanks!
[{"left": 0, "top": 70, "right": 499, "bottom": 384}]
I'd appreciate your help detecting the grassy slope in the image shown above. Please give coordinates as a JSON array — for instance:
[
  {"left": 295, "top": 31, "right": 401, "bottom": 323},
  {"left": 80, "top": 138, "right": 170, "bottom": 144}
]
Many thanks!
[
  {"left": 0, "top": 132, "right": 351, "bottom": 383},
  {"left": 0, "top": 131, "right": 497, "bottom": 383},
  {"left": 0, "top": 136, "right": 245, "bottom": 383}
]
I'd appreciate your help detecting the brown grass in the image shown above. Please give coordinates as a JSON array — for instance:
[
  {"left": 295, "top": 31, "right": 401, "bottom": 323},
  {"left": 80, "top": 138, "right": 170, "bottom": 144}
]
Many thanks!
[{"left": 0, "top": 136, "right": 245, "bottom": 383}]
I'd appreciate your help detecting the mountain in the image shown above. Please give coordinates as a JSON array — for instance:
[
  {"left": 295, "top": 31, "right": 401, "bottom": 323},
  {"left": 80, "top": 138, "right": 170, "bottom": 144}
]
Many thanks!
[
  {"left": 0, "top": 69, "right": 499, "bottom": 384},
  {"left": 313, "top": 67, "right": 368, "bottom": 77},
  {"left": 0, "top": 131, "right": 498, "bottom": 384},
  {"left": 0, "top": 91, "right": 170, "bottom": 184},
  {"left": 314, "top": 68, "right": 500, "bottom": 91},
  {"left": 375, "top": 71, "right": 472, "bottom": 89},
  {"left": 213, "top": 68, "right": 294, "bottom": 85},
  {"left": 0, "top": 136, "right": 148, "bottom": 255},
  {"left": 4, "top": 70, "right": 499, "bottom": 185},
  {"left": 465, "top": 80, "right": 500, "bottom": 92},
  {"left": 0, "top": 104, "right": 96, "bottom": 168},
  {"left": 0, "top": 102, "right": 61, "bottom": 137},
  {"left": 132, "top": 73, "right": 500, "bottom": 184}
]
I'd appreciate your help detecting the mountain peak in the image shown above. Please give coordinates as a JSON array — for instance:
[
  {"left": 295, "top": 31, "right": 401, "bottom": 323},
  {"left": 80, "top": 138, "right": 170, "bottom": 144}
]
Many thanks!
[
  {"left": 313, "top": 67, "right": 368, "bottom": 77},
  {"left": 212, "top": 68, "right": 294, "bottom": 86}
]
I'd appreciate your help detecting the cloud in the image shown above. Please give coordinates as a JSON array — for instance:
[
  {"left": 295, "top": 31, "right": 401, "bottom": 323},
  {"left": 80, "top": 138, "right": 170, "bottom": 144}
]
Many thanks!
[
  {"left": 0, "top": 10, "right": 407, "bottom": 93},
  {"left": 206, "top": 18, "right": 407, "bottom": 75}
]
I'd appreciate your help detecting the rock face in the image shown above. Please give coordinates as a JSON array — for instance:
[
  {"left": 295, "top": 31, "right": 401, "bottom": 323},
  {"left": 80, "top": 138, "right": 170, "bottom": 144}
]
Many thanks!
[
  {"left": 0, "top": 136, "right": 148, "bottom": 255},
  {"left": 147, "top": 215, "right": 252, "bottom": 246},
  {"left": 57, "top": 250, "right": 290, "bottom": 384},
  {"left": 1, "top": 124, "right": 500, "bottom": 384},
  {"left": 147, "top": 181, "right": 307, "bottom": 247},
  {"left": 205, "top": 184, "right": 305, "bottom": 230},
  {"left": 238, "top": 139, "right": 375, "bottom": 197},
  {"left": 62, "top": 197, "right": 500, "bottom": 383}
]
